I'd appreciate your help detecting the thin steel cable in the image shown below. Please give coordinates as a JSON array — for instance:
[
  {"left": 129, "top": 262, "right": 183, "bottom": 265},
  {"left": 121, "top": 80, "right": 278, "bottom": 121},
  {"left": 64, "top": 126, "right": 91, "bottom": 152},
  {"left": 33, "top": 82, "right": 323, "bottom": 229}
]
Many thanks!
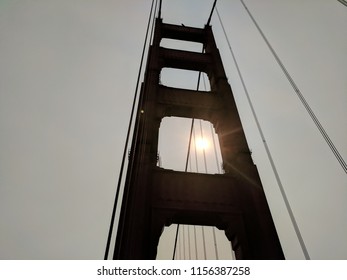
[
  {"left": 201, "top": 74, "right": 220, "bottom": 260},
  {"left": 175, "top": 234, "right": 179, "bottom": 259},
  {"left": 182, "top": 225, "right": 186, "bottom": 260},
  {"left": 113, "top": 0, "right": 159, "bottom": 260},
  {"left": 194, "top": 226, "right": 198, "bottom": 259},
  {"left": 172, "top": 0, "right": 218, "bottom": 259},
  {"left": 172, "top": 223, "right": 180, "bottom": 260},
  {"left": 158, "top": 0, "right": 162, "bottom": 17},
  {"left": 239, "top": 0, "right": 347, "bottom": 174},
  {"left": 216, "top": 5, "right": 310, "bottom": 260},
  {"left": 189, "top": 137, "right": 193, "bottom": 172},
  {"left": 198, "top": 120, "right": 211, "bottom": 259},
  {"left": 118, "top": 0, "right": 160, "bottom": 259},
  {"left": 201, "top": 226, "right": 207, "bottom": 260},
  {"left": 193, "top": 125, "right": 199, "bottom": 172},
  {"left": 150, "top": 0, "right": 159, "bottom": 44},
  {"left": 212, "top": 228, "right": 219, "bottom": 260},
  {"left": 188, "top": 153, "right": 198, "bottom": 260},
  {"left": 178, "top": 232, "right": 181, "bottom": 260},
  {"left": 173, "top": 71, "right": 202, "bottom": 259},
  {"left": 104, "top": 0, "right": 156, "bottom": 260},
  {"left": 182, "top": 230, "right": 184, "bottom": 260},
  {"left": 337, "top": 0, "right": 347, "bottom": 7},
  {"left": 210, "top": 124, "right": 221, "bottom": 173},
  {"left": 202, "top": 73, "right": 222, "bottom": 174},
  {"left": 207, "top": 0, "right": 218, "bottom": 26},
  {"left": 188, "top": 225, "right": 191, "bottom": 259},
  {"left": 179, "top": 234, "right": 182, "bottom": 260},
  {"left": 198, "top": 76, "right": 208, "bottom": 174}
]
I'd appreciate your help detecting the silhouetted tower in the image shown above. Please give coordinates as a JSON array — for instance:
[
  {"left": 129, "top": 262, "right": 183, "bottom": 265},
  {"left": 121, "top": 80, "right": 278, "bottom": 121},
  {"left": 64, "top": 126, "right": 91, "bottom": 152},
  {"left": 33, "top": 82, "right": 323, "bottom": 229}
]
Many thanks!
[{"left": 114, "top": 18, "right": 284, "bottom": 259}]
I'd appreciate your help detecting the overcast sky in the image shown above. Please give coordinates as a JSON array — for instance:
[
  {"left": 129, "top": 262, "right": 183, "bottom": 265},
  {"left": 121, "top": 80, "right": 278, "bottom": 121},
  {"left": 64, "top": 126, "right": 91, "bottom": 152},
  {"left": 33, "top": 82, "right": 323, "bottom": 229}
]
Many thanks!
[{"left": 0, "top": 0, "right": 346, "bottom": 260}]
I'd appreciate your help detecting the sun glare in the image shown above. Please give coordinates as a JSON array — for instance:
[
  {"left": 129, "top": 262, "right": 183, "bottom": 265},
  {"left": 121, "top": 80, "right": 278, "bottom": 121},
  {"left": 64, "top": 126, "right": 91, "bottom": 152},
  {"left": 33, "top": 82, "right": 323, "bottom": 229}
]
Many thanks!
[{"left": 195, "top": 137, "right": 209, "bottom": 150}]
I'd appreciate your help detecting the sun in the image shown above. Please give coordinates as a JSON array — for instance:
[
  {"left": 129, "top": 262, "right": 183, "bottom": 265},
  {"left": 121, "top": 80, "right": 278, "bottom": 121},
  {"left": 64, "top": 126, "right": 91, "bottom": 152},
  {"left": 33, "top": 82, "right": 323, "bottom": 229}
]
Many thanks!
[{"left": 195, "top": 137, "right": 209, "bottom": 150}]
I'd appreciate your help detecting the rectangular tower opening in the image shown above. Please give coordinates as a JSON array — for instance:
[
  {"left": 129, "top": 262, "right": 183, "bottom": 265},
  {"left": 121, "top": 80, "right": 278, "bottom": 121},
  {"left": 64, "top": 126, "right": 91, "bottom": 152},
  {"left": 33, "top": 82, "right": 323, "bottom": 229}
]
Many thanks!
[
  {"left": 160, "top": 68, "right": 210, "bottom": 91},
  {"left": 156, "top": 224, "right": 235, "bottom": 260},
  {"left": 160, "top": 38, "right": 203, "bottom": 53},
  {"left": 158, "top": 117, "right": 223, "bottom": 174}
]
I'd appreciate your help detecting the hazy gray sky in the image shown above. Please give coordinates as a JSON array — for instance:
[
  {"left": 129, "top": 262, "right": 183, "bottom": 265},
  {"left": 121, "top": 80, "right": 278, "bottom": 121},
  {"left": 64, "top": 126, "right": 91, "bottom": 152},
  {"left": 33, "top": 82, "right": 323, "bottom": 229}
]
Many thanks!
[{"left": 0, "top": 0, "right": 346, "bottom": 260}]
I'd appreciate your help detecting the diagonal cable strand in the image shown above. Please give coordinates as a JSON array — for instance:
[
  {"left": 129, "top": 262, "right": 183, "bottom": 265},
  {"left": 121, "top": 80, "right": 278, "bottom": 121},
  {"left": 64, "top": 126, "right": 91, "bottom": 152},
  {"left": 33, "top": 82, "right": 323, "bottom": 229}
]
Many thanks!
[
  {"left": 239, "top": 0, "right": 347, "bottom": 174},
  {"left": 337, "top": 0, "right": 347, "bottom": 7},
  {"left": 172, "top": 224, "right": 180, "bottom": 260},
  {"left": 207, "top": 0, "right": 218, "bottom": 26},
  {"left": 216, "top": 5, "right": 310, "bottom": 260}
]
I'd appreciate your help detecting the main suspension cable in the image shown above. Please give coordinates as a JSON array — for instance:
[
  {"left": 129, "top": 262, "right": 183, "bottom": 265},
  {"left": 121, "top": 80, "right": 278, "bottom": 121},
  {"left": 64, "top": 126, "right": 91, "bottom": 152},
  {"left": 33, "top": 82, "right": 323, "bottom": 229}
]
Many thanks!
[
  {"left": 239, "top": 0, "right": 347, "bottom": 174},
  {"left": 104, "top": 0, "right": 156, "bottom": 260},
  {"left": 337, "top": 0, "right": 347, "bottom": 7},
  {"left": 216, "top": 5, "right": 310, "bottom": 260},
  {"left": 207, "top": 0, "right": 218, "bottom": 26}
]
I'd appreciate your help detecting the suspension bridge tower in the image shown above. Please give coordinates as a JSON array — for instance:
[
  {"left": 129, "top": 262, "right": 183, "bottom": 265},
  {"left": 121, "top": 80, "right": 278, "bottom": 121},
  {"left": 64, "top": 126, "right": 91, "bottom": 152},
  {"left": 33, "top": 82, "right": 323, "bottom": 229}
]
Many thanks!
[{"left": 113, "top": 15, "right": 284, "bottom": 259}]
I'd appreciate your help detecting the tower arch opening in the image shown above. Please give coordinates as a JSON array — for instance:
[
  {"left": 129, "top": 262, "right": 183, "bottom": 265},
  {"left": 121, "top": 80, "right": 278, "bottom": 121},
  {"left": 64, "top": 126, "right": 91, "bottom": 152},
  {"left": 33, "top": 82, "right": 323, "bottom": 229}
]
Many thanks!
[
  {"left": 158, "top": 116, "right": 222, "bottom": 174},
  {"left": 160, "top": 68, "right": 211, "bottom": 91},
  {"left": 156, "top": 224, "right": 235, "bottom": 260},
  {"left": 160, "top": 38, "right": 203, "bottom": 53}
]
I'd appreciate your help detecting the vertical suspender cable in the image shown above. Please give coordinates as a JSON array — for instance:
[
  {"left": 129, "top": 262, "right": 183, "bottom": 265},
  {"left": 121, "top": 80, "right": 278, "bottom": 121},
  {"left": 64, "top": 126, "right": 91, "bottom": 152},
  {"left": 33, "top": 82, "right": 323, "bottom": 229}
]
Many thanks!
[
  {"left": 199, "top": 119, "right": 212, "bottom": 259},
  {"left": 104, "top": 0, "right": 156, "bottom": 260},
  {"left": 175, "top": 233, "right": 179, "bottom": 259},
  {"left": 193, "top": 226, "right": 198, "bottom": 259},
  {"left": 172, "top": 70, "right": 202, "bottom": 259},
  {"left": 190, "top": 133, "right": 199, "bottom": 260},
  {"left": 172, "top": 0, "right": 218, "bottom": 260},
  {"left": 200, "top": 75, "right": 220, "bottom": 260},
  {"left": 188, "top": 225, "right": 191, "bottom": 259},
  {"left": 193, "top": 129, "right": 199, "bottom": 172},
  {"left": 210, "top": 124, "right": 221, "bottom": 173},
  {"left": 212, "top": 228, "right": 219, "bottom": 259},
  {"left": 239, "top": 0, "right": 347, "bottom": 174},
  {"left": 203, "top": 74, "right": 223, "bottom": 175},
  {"left": 216, "top": 6, "right": 310, "bottom": 259},
  {"left": 201, "top": 75, "right": 220, "bottom": 260},
  {"left": 172, "top": 73, "right": 201, "bottom": 260},
  {"left": 201, "top": 226, "right": 207, "bottom": 259},
  {"left": 181, "top": 225, "right": 186, "bottom": 260}
]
